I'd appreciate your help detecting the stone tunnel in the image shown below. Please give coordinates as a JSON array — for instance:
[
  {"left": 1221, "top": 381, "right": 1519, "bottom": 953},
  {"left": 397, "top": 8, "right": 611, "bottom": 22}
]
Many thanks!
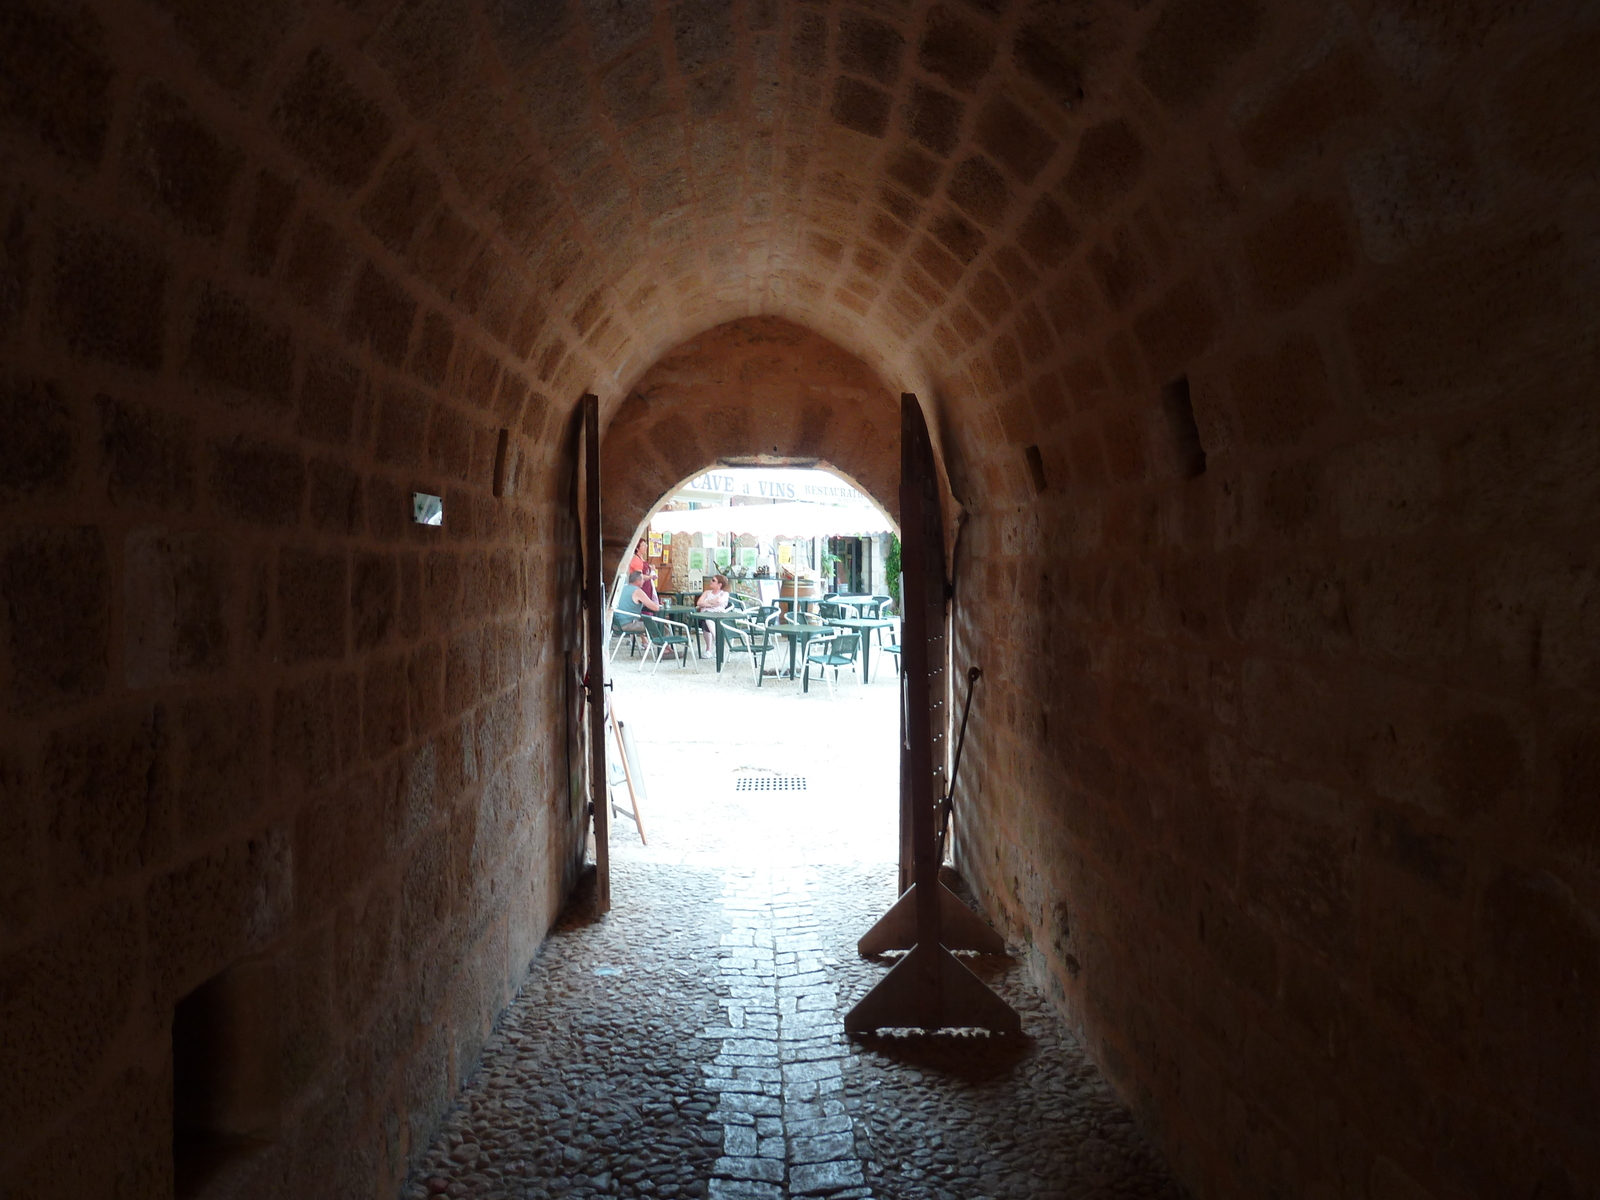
[{"left": 1, "top": 0, "right": 1596, "bottom": 1196}]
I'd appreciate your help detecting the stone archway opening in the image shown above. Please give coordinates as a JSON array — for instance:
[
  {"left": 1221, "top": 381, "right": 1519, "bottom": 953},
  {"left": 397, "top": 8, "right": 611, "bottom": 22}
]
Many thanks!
[
  {"left": 608, "top": 458, "right": 900, "bottom": 609},
  {"left": 598, "top": 317, "right": 905, "bottom": 583},
  {"left": 595, "top": 316, "right": 913, "bottom": 872}
]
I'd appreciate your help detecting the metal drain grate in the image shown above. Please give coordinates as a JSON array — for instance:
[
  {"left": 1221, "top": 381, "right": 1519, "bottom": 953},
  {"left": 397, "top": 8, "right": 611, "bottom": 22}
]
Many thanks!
[{"left": 734, "top": 775, "right": 808, "bottom": 793}]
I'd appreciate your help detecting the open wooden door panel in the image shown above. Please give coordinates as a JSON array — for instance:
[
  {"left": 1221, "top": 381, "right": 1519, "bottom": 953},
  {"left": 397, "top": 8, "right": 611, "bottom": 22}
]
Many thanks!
[
  {"left": 581, "top": 393, "right": 611, "bottom": 914},
  {"left": 846, "top": 395, "right": 1018, "bottom": 1035}
]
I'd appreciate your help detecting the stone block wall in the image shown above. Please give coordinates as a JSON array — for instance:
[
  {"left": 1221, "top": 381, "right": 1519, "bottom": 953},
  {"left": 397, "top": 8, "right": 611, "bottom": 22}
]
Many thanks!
[
  {"left": 940, "top": 4, "right": 1600, "bottom": 1198},
  {"left": 0, "top": 0, "right": 588, "bottom": 1193}
]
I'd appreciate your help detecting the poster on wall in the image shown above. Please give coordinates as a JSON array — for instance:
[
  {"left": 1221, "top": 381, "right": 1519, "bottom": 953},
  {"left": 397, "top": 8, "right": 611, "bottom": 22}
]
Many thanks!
[
  {"left": 713, "top": 547, "right": 731, "bottom": 569},
  {"left": 778, "top": 543, "right": 792, "bottom": 565},
  {"left": 688, "top": 548, "right": 706, "bottom": 571},
  {"left": 739, "top": 547, "right": 757, "bottom": 569},
  {"left": 661, "top": 532, "right": 672, "bottom": 545},
  {"left": 648, "top": 532, "right": 662, "bottom": 557}
]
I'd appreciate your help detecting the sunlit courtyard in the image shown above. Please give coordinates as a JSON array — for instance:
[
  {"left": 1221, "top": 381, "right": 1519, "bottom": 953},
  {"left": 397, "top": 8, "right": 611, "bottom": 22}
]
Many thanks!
[{"left": 606, "top": 636, "right": 902, "bottom": 870}]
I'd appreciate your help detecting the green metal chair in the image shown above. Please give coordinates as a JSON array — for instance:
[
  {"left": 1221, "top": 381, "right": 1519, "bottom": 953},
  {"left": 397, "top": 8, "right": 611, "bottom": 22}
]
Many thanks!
[
  {"left": 722, "top": 615, "right": 779, "bottom": 686},
  {"left": 803, "top": 631, "right": 860, "bottom": 695},
  {"left": 608, "top": 607, "right": 647, "bottom": 661},
  {"left": 880, "top": 628, "right": 902, "bottom": 676},
  {"left": 639, "top": 615, "right": 696, "bottom": 672}
]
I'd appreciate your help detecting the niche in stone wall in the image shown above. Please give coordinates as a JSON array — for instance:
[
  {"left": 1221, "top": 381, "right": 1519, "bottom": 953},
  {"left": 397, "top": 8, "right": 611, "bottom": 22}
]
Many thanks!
[
  {"left": 493, "top": 428, "right": 511, "bottom": 497},
  {"left": 172, "top": 956, "right": 281, "bottom": 1197},
  {"left": 1161, "top": 375, "right": 1207, "bottom": 478},
  {"left": 1024, "top": 444, "right": 1049, "bottom": 494}
]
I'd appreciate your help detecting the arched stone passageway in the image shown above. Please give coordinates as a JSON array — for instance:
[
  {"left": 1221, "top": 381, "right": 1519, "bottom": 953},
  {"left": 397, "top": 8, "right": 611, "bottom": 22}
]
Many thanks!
[
  {"left": 1, "top": 0, "right": 1597, "bottom": 1196},
  {"left": 599, "top": 317, "right": 902, "bottom": 581}
]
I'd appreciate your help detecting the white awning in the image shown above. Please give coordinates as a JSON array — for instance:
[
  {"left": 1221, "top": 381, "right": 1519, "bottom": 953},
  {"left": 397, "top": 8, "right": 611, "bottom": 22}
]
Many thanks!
[{"left": 650, "top": 502, "right": 894, "bottom": 538}]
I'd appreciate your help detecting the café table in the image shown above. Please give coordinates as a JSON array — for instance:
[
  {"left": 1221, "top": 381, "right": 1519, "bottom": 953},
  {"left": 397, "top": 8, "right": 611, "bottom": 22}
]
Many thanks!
[
  {"left": 824, "top": 617, "right": 896, "bottom": 683},
  {"left": 692, "top": 609, "right": 749, "bottom": 672},
  {"left": 827, "top": 594, "right": 882, "bottom": 617}
]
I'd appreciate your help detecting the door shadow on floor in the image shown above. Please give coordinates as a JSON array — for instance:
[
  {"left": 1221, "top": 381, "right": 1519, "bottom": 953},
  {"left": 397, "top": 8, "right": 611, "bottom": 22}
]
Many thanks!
[
  {"left": 850, "top": 1018, "right": 1034, "bottom": 1082},
  {"left": 850, "top": 946, "right": 1034, "bottom": 1081}
]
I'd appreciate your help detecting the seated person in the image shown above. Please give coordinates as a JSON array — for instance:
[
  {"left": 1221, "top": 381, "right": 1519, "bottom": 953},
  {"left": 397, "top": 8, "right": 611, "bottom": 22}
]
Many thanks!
[
  {"left": 695, "top": 573, "right": 731, "bottom": 651},
  {"left": 614, "top": 569, "right": 659, "bottom": 636},
  {"left": 696, "top": 574, "right": 732, "bottom": 611}
]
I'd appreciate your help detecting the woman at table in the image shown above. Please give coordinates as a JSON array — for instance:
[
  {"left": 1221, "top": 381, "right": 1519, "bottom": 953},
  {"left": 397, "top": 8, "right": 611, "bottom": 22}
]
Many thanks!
[
  {"left": 695, "top": 574, "right": 731, "bottom": 652},
  {"left": 638, "top": 558, "right": 660, "bottom": 606}
]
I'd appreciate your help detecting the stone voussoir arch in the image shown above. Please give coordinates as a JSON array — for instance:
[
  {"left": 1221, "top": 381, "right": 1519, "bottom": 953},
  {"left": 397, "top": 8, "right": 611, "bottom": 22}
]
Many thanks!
[{"left": 600, "top": 317, "right": 904, "bottom": 580}]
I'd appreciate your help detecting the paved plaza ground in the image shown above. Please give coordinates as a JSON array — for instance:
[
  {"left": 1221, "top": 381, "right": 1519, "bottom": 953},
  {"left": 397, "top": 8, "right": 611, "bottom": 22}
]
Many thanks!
[{"left": 404, "top": 645, "right": 1182, "bottom": 1200}]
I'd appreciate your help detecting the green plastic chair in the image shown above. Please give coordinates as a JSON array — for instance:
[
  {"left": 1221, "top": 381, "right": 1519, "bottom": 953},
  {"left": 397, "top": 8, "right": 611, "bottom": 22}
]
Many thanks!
[
  {"left": 803, "top": 631, "right": 860, "bottom": 696},
  {"left": 640, "top": 615, "right": 696, "bottom": 672}
]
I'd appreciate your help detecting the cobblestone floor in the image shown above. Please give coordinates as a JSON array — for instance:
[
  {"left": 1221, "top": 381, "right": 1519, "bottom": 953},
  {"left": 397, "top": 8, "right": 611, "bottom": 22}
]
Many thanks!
[{"left": 404, "top": 657, "right": 1183, "bottom": 1199}]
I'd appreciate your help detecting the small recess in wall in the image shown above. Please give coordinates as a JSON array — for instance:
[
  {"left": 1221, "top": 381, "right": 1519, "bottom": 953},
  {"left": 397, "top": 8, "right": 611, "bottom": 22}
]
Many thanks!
[
  {"left": 173, "top": 957, "right": 279, "bottom": 1197},
  {"left": 492, "top": 428, "right": 510, "bottom": 498},
  {"left": 1024, "top": 444, "right": 1048, "bottom": 494},
  {"left": 1162, "top": 375, "right": 1207, "bottom": 478},
  {"left": 413, "top": 492, "right": 443, "bottom": 525}
]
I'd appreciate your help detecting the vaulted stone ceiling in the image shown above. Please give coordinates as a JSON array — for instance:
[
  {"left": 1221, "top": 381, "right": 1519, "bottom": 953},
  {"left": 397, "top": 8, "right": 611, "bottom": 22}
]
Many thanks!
[
  {"left": 357, "top": 0, "right": 1145, "bottom": 400},
  {"left": 222, "top": 0, "right": 1257, "bottom": 417}
]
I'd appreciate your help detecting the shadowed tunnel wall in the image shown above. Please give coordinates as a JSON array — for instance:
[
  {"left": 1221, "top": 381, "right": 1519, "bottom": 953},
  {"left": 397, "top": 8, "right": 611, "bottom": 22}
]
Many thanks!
[{"left": 1, "top": 0, "right": 1597, "bottom": 1197}]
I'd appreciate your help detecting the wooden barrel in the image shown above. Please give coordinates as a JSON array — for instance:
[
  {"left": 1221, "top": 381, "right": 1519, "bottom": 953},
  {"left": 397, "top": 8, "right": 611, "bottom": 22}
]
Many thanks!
[{"left": 779, "top": 578, "right": 821, "bottom": 600}]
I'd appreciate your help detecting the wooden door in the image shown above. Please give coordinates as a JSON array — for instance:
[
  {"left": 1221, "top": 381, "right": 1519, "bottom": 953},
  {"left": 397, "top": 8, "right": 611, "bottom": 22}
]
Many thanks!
[
  {"left": 581, "top": 393, "right": 610, "bottom": 913},
  {"left": 899, "top": 393, "right": 945, "bottom": 915},
  {"left": 898, "top": 395, "right": 948, "bottom": 895},
  {"left": 559, "top": 403, "right": 590, "bottom": 898},
  {"left": 845, "top": 396, "right": 1016, "bottom": 1033}
]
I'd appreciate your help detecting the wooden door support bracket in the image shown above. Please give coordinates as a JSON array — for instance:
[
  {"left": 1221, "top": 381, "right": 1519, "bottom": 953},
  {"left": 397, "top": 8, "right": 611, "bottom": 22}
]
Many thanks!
[
  {"left": 856, "top": 881, "right": 1006, "bottom": 957},
  {"left": 843, "top": 942, "right": 1021, "bottom": 1036},
  {"left": 845, "top": 395, "right": 1020, "bottom": 1037}
]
